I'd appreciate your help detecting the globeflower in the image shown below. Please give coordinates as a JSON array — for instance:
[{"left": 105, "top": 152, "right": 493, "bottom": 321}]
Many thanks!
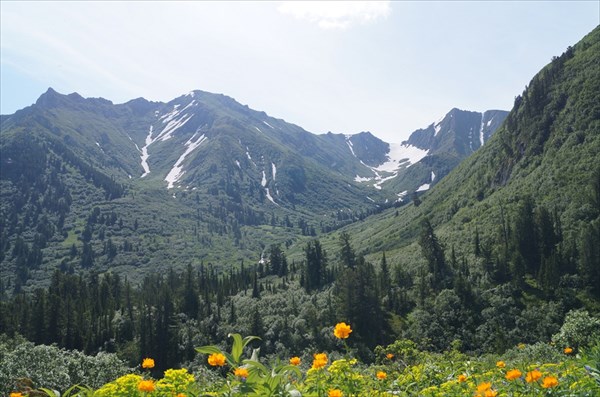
[
  {"left": 10, "top": 393, "right": 23, "bottom": 397},
  {"left": 138, "top": 379, "right": 155, "bottom": 392},
  {"left": 333, "top": 322, "right": 352, "bottom": 339},
  {"left": 142, "top": 357, "right": 155, "bottom": 369},
  {"left": 290, "top": 356, "right": 301, "bottom": 366},
  {"left": 476, "top": 382, "right": 492, "bottom": 392},
  {"left": 505, "top": 369, "right": 522, "bottom": 380},
  {"left": 564, "top": 347, "right": 573, "bottom": 354},
  {"left": 312, "top": 352, "right": 328, "bottom": 369},
  {"left": 496, "top": 361, "right": 505, "bottom": 368},
  {"left": 376, "top": 371, "right": 387, "bottom": 380},
  {"left": 526, "top": 369, "right": 542, "bottom": 383},
  {"left": 208, "top": 353, "right": 227, "bottom": 367},
  {"left": 328, "top": 389, "right": 343, "bottom": 397},
  {"left": 541, "top": 376, "right": 559, "bottom": 388},
  {"left": 457, "top": 374, "right": 467, "bottom": 382},
  {"left": 234, "top": 367, "right": 249, "bottom": 379},
  {"left": 386, "top": 353, "right": 394, "bottom": 360}
]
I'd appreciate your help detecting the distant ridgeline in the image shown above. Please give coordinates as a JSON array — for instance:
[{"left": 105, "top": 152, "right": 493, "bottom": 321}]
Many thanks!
[{"left": 0, "top": 26, "right": 598, "bottom": 371}]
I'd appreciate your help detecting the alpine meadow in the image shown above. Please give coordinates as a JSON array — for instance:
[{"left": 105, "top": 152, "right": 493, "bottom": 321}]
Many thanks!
[{"left": 1, "top": 14, "right": 599, "bottom": 397}]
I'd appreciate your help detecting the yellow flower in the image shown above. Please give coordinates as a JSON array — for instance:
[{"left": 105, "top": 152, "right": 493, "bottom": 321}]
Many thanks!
[
  {"left": 496, "top": 361, "right": 505, "bottom": 368},
  {"left": 328, "top": 389, "right": 343, "bottom": 397},
  {"left": 541, "top": 376, "right": 559, "bottom": 388},
  {"left": 142, "top": 357, "right": 155, "bottom": 369},
  {"left": 234, "top": 367, "right": 249, "bottom": 378},
  {"left": 386, "top": 353, "right": 394, "bottom": 360},
  {"left": 476, "top": 382, "right": 492, "bottom": 392},
  {"left": 312, "top": 352, "right": 328, "bottom": 369},
  {"left": 517, "top": 343, "right": 526, "bottom": 349},
  {"left": 564, "top": 347, "right": 573, "bottom": 354},
  {"left": 526, "top": 369, "right": 542, "bottom": 383},
  {"left": 376, "top": 371, "right": 387, "bottom": 380},
  {"left": 208, "top": 353, "right": 226, "bottom": 367},
  {"left": 176, "top": 394, "right": 186, "bottom": 397},
  {"left": 10, "top": 393, "right": 23, "bottom": 397},
  {"left": 457, "top": 374, "right": 467, "bottom": 382},
  {"left": 333, "top": 322, "right": 352, "bottom": 339},
  {"left": 484, "top": 390, "right": 498, "bottom": 397},
  {"left": 290, "top": 356, "right": 301, "bottom": 366},
  {"left": 138, "top": 379, "right": 155, "bottom": 392},
  {"left": 505, "top": 369, "right": 522, "bottom": 380}
]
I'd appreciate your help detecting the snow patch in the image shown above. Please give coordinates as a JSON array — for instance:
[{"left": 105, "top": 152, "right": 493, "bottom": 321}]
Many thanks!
[
  {"left": 156, "top": 113, "right": 193, "bottom": 142},
  {"left": 354, "top": 175, "right": 371, "bottom": 183},
  {"left": 255, "top": 126, "right": 262, "bottom": 133},
  {"left": 261, "top": 170, "right": 267, "bottom": 187},
  {"left": 431, "top": 171, "right": 436, "bottom": 182},
  {"left": 235, "top": 160, "right": 241, "bottom": 169},
  {"left": 345, "top": 136, "right": 357, "bottom": 157},
  {"left": 487, "top": 118, "right": 493, "bottom": 127},
  {"left": 416, "top": 183, "right": 430, "bottom": 192},
  {"left": 367, "top": 196, "right": 375, "bottom": 202},
  {"left": 352, "top": 142, "right": 429, "bottom": 189},
  {"left": 165, "top": 134, "right": 207, "bottom": 189},
  {"left": 434, "top": 122, "right": 442, "bottom": 136},
  {"left": 140, "top": 126, "right": 153, "bottom": 177},
  {"left": 265, "top": 188, "right": 278, "bottom": 205},
  {"left": 263, "top": 121, "right": 274, "bottom": 129},
  {"left": 479, "top": 114, "right": 485, "bottom": 147},
  {"left": 397, "top": 190, "right": 408, "bottom": 199},
  {"left": 271, "top": 162, "right": 277, "bottom": 180},
  {"left": 375, "top": 143, "right": 429, "bottom": 173}
]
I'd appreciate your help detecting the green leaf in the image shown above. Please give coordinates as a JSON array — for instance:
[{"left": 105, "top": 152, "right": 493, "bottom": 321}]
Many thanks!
[{"left": 38, "top": 388, "right": 61, "bottom": 397}]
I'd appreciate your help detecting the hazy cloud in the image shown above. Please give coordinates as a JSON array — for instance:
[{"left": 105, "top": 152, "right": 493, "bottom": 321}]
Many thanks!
[{"left": 278, "top": 1, "right": 391, "bottom": 30}]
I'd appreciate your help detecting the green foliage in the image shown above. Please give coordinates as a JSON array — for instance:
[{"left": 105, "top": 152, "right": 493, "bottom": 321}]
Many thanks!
[
  {"left": 0, "top": 336, "right": 129, "bottom": 395},
  {"left": 552, "top": 309, "right": 600, "bottom": 350}
]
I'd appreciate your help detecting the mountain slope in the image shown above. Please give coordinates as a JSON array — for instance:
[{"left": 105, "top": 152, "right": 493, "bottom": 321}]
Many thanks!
[
  {"left": 331, "top": 26, "right": 600, "bottom": 273},
  {"left": 0, "top": 89, "right": 388, "bottom": 290}
]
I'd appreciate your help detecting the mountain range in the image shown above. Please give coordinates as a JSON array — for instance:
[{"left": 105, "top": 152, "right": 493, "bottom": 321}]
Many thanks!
[{"left": 0, "top": 80, "right": 506, "bottom": 288}]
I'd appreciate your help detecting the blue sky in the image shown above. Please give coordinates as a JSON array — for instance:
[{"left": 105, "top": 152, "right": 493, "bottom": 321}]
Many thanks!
[{"left": 1, "top": 1, "right": 598, "bottom": 142}]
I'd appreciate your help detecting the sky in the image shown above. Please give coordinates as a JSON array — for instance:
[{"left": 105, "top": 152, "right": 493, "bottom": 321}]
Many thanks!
[{"left": 1, "top": 1, "right": 598, "bottom": 143}]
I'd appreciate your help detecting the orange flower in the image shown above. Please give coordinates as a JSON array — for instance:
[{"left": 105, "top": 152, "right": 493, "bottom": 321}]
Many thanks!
[
  {"left": 496, "top": 361, "right": 505, "bottom": 368},
  {"left": 312, "top": 352, "right": 328, "bottom": 369},
  {"left": 541, "top": 376, "right": 559, "bottom": 388},
  {"left": 476, "top": 382, "right": 492, "bottom": 392},
  {"left": 234, "top": 367, "right": 249, "bottom": 378},
  {"left": 526, "top": 369, "right": 542, "bottom": 383},
  {"left": 386, "top": 353, "right": 394, "bottom": 360},
  {"left": 138, "top": 379, "right": 155, "bottom": 392},
  {"left": 564, "top": 347, "right": 573, "bottom": 354},
  {"left": 328, "top": 389, "right": 343, "bottom": 397},
  {"left": 333, "top": 322, "right": 352, "bottom": 339},
  {"left": 10, "top": 393, "right": 23, "bottom": 397},
  {"left": 142, "top": 357, "right": 155, "bottom": 369},
  {"left": 484, "top": 390, "right": 498, "bottom": 397},
  {"left": 208, "top": 353, "right": 226, "bottom": 367},
  {"left": 505, "top": 369, "right": 522, "bottom": 380},
  {"left": 457, "top": 374, "right": 467, "bottom": 382},
  {"left": 176, "top": 394, "right": 186, "bottom": 397},
  {"left": 290, "top": 356, "right": 301, "bottom": 366},
  {"left": 376, "top": 371, "right": 387, "bottom": 380}
]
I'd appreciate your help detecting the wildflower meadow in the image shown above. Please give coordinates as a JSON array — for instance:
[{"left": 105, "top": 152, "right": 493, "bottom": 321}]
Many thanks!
[{"left": 4, "top": 322, "right": 600, "bottom": 396}]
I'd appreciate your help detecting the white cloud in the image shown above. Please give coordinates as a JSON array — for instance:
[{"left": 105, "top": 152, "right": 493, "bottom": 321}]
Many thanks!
[{"left": 277, "top": 1, "right": 391, "bottom": 30}]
